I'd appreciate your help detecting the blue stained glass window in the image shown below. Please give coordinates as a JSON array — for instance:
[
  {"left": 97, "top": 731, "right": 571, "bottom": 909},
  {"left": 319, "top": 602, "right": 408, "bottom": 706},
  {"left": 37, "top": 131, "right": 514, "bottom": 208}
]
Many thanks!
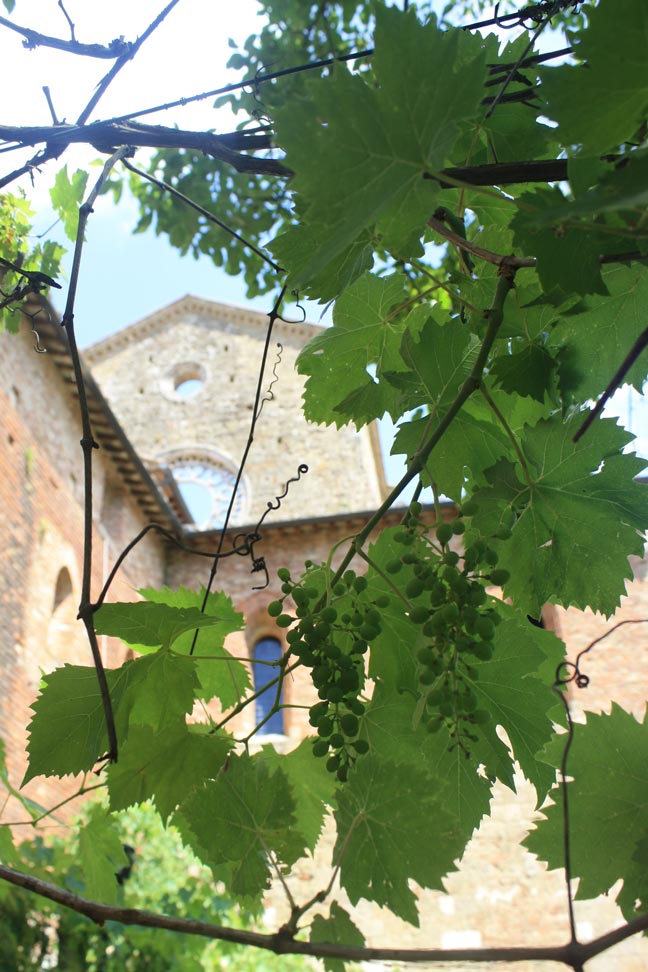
[{"left": 253, "top": 637, "right": 284, "bottom": 735}]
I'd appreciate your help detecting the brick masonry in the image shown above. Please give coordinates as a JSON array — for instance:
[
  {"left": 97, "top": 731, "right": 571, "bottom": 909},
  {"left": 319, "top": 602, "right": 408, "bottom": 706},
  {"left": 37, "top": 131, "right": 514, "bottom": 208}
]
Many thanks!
[{"left": 1, "top": 295, "right": 647, "bottom": 969}]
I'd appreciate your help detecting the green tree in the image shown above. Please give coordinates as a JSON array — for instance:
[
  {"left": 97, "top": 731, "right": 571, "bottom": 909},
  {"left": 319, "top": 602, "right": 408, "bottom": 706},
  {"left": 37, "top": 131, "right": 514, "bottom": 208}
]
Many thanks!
[{"left": 2, "top": 1, "right": 648, "bottom": 969}]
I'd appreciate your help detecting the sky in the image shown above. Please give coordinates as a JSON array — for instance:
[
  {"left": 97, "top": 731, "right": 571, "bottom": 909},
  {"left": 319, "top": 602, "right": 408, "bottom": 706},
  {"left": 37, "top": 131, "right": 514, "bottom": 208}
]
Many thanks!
[{"left": 2, "top": 0, "right": 648, "bottom": 471}]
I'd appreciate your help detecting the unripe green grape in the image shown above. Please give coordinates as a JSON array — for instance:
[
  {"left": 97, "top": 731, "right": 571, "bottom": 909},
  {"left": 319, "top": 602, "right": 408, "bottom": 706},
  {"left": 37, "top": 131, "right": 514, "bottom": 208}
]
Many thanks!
[
  {"left": 339, "top": 669, "right": 360, "bottom": 692},
  {"left": 312, "top": 666, "right": 330, "bottom": 689},
  {"left": 365, "top": 608, "right": 381, "bottom": 625},
  {"left": 329, "top": 732, "right": 344, "bottom": 749},
  {"left": 333, "top": 583, "right": 346, "bottom": 596},
  {"left": 340, "top": 713, "right": 359, "bottom": 736},
  {"left": 495, "top": 524, "right": 512, "bottom": 541},
  {"left": 309, "top": 701, "right": 328, "bottom": 722},
  {"left": 359, "top": 623, "right": 380, "bottom": 641},
  {"left": 277, "top": 567, "right": 291, "bottom": 582},
  {"left": 336, "top": 764, "right": 349, "bottom": 782},
  {"left": 426, "top": 715, "right": 444, "bottom": 733},
  {"left": 324, "top": 642, "right": 342, "bottom": 661},
  {"left": 419, "top": 668, "right": 437, "bottom": 686},
  {"left": 276, "top": 613, "right": 294, "bottom": 628},
  {"left": 484, "top": 548, "right": 499, "bottom": 566},
  {"left": 406, "top": 578, "right": 424, "bottom": 599},
  {"left": 350, "top": 699, "right": 365, "bottom": 716},
  {"left": 326, "top": 685, "right": 345, "bottom": 703},
  {"left": 475, "top": 616, "right": 495, "bottom": 640},
  {"left": 343, "top": 570, "right": 356, "bottom": 586},
  {"left": 436, "top": 522, "right": 453, "bottom": 545},
  {"left": 351, "top": 611, "right": 363, "bottom": 627},
  {"left": 452, "top": 519, "right": 466, "bottom": 535},
  {"left": 444, "top": 550, "right": 460, "bottom": 567},
  {"left": 489, "top": 568, "right": 510, "bottom": 586},
  {"left": 353, "top": 738, "right": 369, "bottom": 754},
  {"left": 317, "top": 717, "right": 334, "bottom": 737},
  {"left": 468, "top": 583, "right": 487, "bottom": 606},
  {"left": 351, "top": 640, "right": 368, "bottom": 655},
  {"left": 320, "top": 606, "right": 338, "bottom": 623},
  {"left": 354, "top": 575, "right": 368, "bottom": 593},
  {"left": 304, "top": 586, "right": 319, "bottom": 601},
  {"left": 386, "top": 559, "right": 402, "bottom": 574},
  {"left": 341, "top": 613, "right": 352, "bottom": 624},
  {"left": 312, "top": 738, "right": 329, "bottom": 757},
  {"left": 409, "top": 501, "right": 423, "bottom": 517},
  {"left": 416, "top": 644, "right": 435, "bottom": 664},
  {"left": 268, "top": 600, "right": 283, "bottom": 617},
  {"left": 410, "top": 605, "right": 430, "bottom": 625},
  {"left": 471, "top": 641, "right": 494, "bottom": 661},
  {"left": 375, "top": 594, "right": 390, "bottom": 608},
  {"left": 326, "top": 755, "right": 341, "bottom": 773},
  {"left": 281, "top": 582, "right": 292, "bottom": 594}
]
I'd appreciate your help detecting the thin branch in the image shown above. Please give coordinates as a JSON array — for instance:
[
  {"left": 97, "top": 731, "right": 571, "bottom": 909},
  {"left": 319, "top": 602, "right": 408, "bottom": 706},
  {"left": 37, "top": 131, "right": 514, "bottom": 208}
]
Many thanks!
[
  {"left": 76, "top": 0, "right": 182, "bottom": 125},
  {"left": 60, "top": 148, "right": 132, "bottom": 763},
  {"left": 0, "top": 14, "right": 131, "bottom": 57},
  {"left": 1, "top": 862, "right": 647, "bottom": 966},
  {"left": 573, "top": 326, "right": 648, "bottom": 442},
  {"left": 122, "top": 158, "right": 284, "bottom": 273}
]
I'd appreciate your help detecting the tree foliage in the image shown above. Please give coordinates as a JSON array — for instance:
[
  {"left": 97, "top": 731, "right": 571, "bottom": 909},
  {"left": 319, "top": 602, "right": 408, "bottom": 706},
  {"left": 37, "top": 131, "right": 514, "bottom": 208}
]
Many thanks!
[{"left": 2, "top": 0, "right": 648, "bottom": 969}]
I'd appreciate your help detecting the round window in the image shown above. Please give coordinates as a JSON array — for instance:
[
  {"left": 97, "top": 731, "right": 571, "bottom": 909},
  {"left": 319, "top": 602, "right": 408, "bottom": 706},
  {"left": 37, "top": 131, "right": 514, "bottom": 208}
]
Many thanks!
[{"left": 169, "top": 459, "right": 247, "bottom": 530}]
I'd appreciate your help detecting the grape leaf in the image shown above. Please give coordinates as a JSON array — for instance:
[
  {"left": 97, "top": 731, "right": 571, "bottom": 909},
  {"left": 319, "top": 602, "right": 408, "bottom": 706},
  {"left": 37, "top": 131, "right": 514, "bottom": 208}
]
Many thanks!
[
  {"left": 118, "top": 649, "right": 199, "bottom": 732},
  {"left": 23, "top": 664, "right": 137, "bottom": 782},
  {"left": 511, "top": 188, "right": 606, "bottom": 297},
  {"left": 333, "top": 754, "right": 461, "bottom": 925},
  {"left": 525, "top": 706, "right": 648, "bottom": 907},
  {"left": 549, "top": 263, "right": 648, "bottom": 399},
  {"left": 49, "top": 166, "right": 89, "bottom": 241},
  {"left": 107, "top": 725, "right": 232, "bottom": 822},
  {"left": 392, "top": 404, "right": 510, "bottom": 501},
  {"left": 256, "top": 739, "right": 335, "bottom": 853},
  {"left": 177, "top": 753, "right": 305, "bottom": 898},
  {"left": 138, "top": 587, "right": 249, "bottom": 708},
  {"left": 385, "top": 314, "right": 480, "bottom": 415},
  {"left": 540, "top": 0, "right": 648, "bottom": 153},
  {"left": 271, "top": 6, "right": 487, "bottom": 294},
  {"left": 470, "top": 415, "right": 647, "bottom": 616},
  {"left": 78, "top": 804, "right": 130, "bottom": 905},
  {"left": 310, "top": 903, "right": 365, "bottom": 972},
  {"left": 93, "top": 601, "right": 226, "bottom": 650},
  {"left": 490, "top": 343, "right": 557, "bottom": 402},
  {"left": 463, "top": 608, "right": 565, "bottom": 799},
  {"left": 296, "top": 272, "right": 412, "bottom": 427}
]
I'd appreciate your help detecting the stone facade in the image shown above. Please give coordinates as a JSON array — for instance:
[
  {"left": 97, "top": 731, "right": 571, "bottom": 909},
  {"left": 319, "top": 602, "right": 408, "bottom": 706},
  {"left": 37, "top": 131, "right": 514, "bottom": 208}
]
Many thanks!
[{"left": 1, "top": 293, "right": 647, "bottom": 969}]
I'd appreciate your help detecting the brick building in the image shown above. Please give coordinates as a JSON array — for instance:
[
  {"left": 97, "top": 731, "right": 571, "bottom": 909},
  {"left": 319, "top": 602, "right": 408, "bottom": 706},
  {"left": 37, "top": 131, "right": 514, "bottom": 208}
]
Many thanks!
[{"left": 1, "top": 293, "right": 647, "bottom": 969}]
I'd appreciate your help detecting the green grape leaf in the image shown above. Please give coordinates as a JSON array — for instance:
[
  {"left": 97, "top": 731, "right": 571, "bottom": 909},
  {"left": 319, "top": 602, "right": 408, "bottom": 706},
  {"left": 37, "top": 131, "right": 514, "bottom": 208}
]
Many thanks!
[
  {"left": 511, "top": 188, "right": 606, "bottom": 296},
  {"left": 78, "top": 804, "right": 130, "bottom": 905},
  {"left": 257, "top": 739, "right": 336, "bottom": 853},
  {"left": 49, "top": 166, "right": 89, "bottom": 241},
  {"left": 138, "top": 587, "right": 249, "bottom": 708},
  {"left": 93, "top": 601, "right": 226, "bottom": 650},
  {"left": 549, "top": 263, "right": 648, "bottom": 399},
  {"left": 392, "top": 404, "right": 510, "bottom": 501},
  {"left": 470, "top": 415, "right": 647, "bottom": 616},
  {"left": 271, "top": 6, "right": 487, "bottom": 295},
  {"left": 177, "top": 753, "right": 304, "bottom": 898},
  {"left": 23, "top": 664, "right": 137, "bottom": 782},
  {"left": 490, "top": 343, "right": 557, "bottom": 402},
  {"left": 525, "top": 706, "right": 648, "bottom": 907},
  {"left": 2, "top": 0, "right": 15, "bottom": 11},
  {"left": 296, "top": 272, "right": 412, "bottom": 427},
  {"left": 333, "top": 754, "right": 461, "bottom": 925},
  {"left": 118, "top": 649, "right": 198, "bottom": 732},
  {"left": 107, "top": 725, "right": 232, "bottom": 822},
  {"left": 386, "top": 315, "right": 480, "bottom": 415},
  {"left": 540, "top": 0, "right": 648, "bottom": 153},
  {"left": 463, "top": 608, "right": 565, "bottom": 799},
  {"left": 310, "top": 903, "right": 365, "bottom": 972}
]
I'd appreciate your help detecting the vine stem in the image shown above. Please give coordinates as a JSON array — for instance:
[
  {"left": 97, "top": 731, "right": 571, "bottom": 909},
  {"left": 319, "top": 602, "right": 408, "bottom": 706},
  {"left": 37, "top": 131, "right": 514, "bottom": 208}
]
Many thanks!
[
  {"left": 1, "top": 860, "right": 647, "bottom": 966},
  {"left": 324, "top": 270, "right": 516, "bottom": 591},
  {"left": 479, "top": 381, "right": 533, "bottom": 485},
  {"left": 61, "top": 147, "right": 131, "bottom": 764}
]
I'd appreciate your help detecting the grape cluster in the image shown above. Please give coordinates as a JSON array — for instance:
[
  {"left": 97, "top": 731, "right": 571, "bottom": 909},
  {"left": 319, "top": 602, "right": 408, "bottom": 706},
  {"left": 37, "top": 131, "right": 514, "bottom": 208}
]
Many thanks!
[
  {"left": 268, "top": 566, "right": 376, "bottom": 782},
  {"left": 387, "top": 502, "right": 509, "bottom": 755}
]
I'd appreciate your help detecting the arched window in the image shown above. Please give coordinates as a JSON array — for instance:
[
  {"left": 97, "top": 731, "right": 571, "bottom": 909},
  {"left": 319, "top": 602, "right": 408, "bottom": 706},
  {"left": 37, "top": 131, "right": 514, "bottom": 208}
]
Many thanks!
[
  {"left": 52, "top": 567, "right": 73, "bottom": 612},
  {"left": 160, "top": 450, "right": 248, "bottom": 530},
  {"left": 253, "top": 637, "right": 284, "bottom": 735}
]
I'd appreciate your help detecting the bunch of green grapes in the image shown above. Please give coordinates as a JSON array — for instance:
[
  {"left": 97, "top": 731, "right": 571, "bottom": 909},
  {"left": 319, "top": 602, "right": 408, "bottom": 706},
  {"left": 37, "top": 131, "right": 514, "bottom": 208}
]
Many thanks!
[
  {"left": 385, "top": 503, "right": 510, "bottom": 754},
  {"left": 267, "top": 566, "right": 378, "bottom": 781}
]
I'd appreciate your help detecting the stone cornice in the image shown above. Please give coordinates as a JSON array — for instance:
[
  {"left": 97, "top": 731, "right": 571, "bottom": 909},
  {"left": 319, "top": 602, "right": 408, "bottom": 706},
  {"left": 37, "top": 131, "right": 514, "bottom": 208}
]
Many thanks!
[{"left": 84, "top": 294, "right": 323, "bottom": 363}]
